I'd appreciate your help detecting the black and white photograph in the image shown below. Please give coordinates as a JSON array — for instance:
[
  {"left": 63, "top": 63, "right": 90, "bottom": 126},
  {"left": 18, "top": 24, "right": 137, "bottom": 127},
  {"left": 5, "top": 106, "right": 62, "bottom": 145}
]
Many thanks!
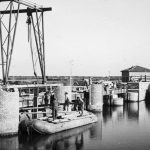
[{"left": 0, "top": 0, "right": 150, "bottom": 150}]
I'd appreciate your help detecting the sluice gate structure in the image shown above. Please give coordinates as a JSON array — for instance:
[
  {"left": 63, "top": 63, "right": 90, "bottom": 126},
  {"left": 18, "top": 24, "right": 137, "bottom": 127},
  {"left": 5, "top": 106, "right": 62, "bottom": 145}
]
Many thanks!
[{"left": 0, "top": 0, "right": 52, "bottom": 136}]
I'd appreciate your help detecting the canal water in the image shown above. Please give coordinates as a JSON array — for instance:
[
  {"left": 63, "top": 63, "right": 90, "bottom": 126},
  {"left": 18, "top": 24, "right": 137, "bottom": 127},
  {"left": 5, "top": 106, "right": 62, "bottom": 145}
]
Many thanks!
[{"left": 1, "top": 101, "right": 150, "bottom": 150}]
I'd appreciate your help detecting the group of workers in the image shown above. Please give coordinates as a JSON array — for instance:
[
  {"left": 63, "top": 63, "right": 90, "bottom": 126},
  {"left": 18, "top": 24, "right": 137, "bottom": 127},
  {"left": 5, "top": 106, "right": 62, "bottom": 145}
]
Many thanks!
[{"left": 43, "top": 90, "right": 86, "bottom": 120}]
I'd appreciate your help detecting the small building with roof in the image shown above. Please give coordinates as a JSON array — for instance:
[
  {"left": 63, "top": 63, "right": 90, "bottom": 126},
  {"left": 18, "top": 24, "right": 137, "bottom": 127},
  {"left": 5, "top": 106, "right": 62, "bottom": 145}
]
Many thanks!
[{"left": 121, "top": 65, "right": 150, "bottom": 82}]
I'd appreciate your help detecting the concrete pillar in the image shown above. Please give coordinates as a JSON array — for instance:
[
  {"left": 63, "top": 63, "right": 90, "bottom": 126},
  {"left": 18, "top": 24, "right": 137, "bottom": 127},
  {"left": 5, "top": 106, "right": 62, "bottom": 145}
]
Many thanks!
[
  {"left": 55, "top": 86, "right": 72, "bottom": 103},
  {"left": 89, "top": 84, "right": 103, "bottom": 112},
  {"left": 128, "top": 92, "right": 138, "bottom": 102},
  {"left": 0, "top": 88, "right": 19, "bottom": 136},
  {"left": 55, "top": 86, "right": 72, "bottom": 111},
  {"left": 32, "top": 87, "right": 39, "bottom": 119}
]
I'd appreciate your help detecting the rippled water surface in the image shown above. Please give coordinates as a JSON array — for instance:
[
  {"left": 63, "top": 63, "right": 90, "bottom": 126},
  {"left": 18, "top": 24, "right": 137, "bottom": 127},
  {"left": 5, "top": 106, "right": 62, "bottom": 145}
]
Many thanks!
[{"left": 1, "top": 101, "right": 150, "bottom": 150}]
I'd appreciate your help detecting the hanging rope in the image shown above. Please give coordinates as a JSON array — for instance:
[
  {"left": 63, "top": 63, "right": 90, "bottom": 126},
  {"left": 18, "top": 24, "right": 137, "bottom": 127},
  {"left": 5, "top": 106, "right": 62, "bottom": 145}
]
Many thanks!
[
  {"left": 26, "top": 11, "right": 38, "bottom": 84},
  {"left": 26, "top": 16, "right": 31, "bottom": 42}
]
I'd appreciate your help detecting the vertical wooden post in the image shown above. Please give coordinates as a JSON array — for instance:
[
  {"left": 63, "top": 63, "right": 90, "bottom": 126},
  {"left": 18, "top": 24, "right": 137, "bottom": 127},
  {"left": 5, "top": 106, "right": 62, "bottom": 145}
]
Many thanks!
[
  {"left": 0, "top": 13, "right": 5, "bottom": 83},
  {"left": 89, "top": 85, "right": 91, "bottom": 105},
  {"left": 138, "top": 83, "right": 140, "bottom": 102},
  {"left": 126, "top": 82, "right": 128, "bottom": 102},
  {"left": 137, "top": 101, "right": 140, "bottom": 118},
  {"left": 42, "top": 12, "right": 46, "bottom": 84},
  {"left": 33, "top": 87, "right": 39, "bottom": 119}
]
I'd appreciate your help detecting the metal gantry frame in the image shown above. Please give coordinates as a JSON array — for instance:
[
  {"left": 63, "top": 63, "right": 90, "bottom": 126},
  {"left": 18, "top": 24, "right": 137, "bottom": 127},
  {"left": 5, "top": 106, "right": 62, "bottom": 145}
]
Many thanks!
[{"left": 0, "top": 0, "right": 52, "bottom": 85}]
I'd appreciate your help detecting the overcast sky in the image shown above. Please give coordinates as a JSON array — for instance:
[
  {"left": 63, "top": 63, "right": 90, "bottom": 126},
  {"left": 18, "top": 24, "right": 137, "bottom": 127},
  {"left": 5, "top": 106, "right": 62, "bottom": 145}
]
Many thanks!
[{"left": 1, "top": 0, "right": 150, "bottom": 77}]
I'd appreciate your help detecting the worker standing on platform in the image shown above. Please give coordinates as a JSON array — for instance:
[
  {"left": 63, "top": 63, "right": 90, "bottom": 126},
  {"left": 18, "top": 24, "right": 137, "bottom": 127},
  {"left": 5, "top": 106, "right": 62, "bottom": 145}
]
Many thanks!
[
  {"left": 77, "top": 95, "right": 84, "bottom": 116},
  {"left": 83, "top": 89, "right": 89, "bottom": 110},
  {"left": 50, "top": 91, "right": 55, "bottom": 107},
  {"left": 64, "top": 92, "right": 70, "bottom": 111},
  {"left": 44, "top": 90, "right": 50, "bottom": 106},
  {"left": 43, "top": 90, "right": 50, "bottom": 117},
  {"left": 51, "top": 93, "right": 58, "bottom": 120}
]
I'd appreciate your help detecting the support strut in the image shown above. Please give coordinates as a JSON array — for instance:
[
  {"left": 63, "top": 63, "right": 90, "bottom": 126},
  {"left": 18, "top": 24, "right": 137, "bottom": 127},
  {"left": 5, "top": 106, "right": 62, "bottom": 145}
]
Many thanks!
[{"left": 0, "top": 0, "right": 51, "bottom": 85}]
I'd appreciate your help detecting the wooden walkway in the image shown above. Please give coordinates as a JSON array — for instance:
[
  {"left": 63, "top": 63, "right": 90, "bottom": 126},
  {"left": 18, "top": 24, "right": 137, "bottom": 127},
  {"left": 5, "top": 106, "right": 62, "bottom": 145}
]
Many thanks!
[{"left": 2, "top": 83, "right": 62, "bottom": 89}]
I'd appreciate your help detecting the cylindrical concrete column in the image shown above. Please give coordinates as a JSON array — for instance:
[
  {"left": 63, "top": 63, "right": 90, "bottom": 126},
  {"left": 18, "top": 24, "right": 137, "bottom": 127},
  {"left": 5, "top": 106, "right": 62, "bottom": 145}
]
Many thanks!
[
  {"left": 55, "top": 86, "right": 72, "bottom": 103},
  {"left": 90, "top": 84, "right": 103, "bottom": 105},
  {"left": 0, "top": 88, "right": 19, "bottom": 136},
  {"left": 128, "top": 92, "right": 138, "bottom": 102},
  {"left": 89, "top": 84, "right": 103, "bottom": 111}
]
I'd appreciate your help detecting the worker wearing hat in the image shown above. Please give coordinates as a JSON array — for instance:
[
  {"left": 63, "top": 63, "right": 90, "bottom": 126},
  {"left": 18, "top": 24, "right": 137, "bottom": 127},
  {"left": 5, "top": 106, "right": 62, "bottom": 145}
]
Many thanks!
[
  {"left": 64, "top": 92, "right": 70, "bottom": 111},
  {"left": 50, "top": 91, "right": 58, "bottom": 120},
  {"left": 44, "top": 90, "right": 50, "bottom": 106},
  {"left": 76, "top": 95, "right": 84, "bottom": 116}
]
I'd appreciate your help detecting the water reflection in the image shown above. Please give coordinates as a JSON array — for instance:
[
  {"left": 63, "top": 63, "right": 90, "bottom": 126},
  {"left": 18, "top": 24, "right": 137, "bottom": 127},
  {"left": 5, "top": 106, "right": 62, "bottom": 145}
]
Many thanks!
[
  {"left": 102, "top": 106, "right": 124, "bottom": 123},
  {"left": 75, "top": 133, "right": 84, "bottom": 150},
  {"left": 18, "top": 123, "right": 97, "bottom": 150},
  {"left": 89, "top": 114, "right": 102, "bottom": 141},
  {"left": 103, "top": 102, "right": 140, "bottom": 123},
  {"left": 124, "top": 102, "right": 139, "bottom": 122},
  {"left": 103, "top": 106, "right": 113, "bottom": 123},
  {"left": 2, "top": 101, "right": 150, "bottom": 150},
  {"left": 145, "top": 96, "right": 150, "bottom": 113},
  {"left": 0, "top": 136, "right": 19, "bottom": 150}
]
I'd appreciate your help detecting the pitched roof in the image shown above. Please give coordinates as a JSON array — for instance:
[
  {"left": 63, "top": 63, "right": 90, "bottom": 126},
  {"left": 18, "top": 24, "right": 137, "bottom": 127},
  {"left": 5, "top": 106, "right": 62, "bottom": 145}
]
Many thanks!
[{"left": 121, "top": 66, "right": 150, "bottom": 72}]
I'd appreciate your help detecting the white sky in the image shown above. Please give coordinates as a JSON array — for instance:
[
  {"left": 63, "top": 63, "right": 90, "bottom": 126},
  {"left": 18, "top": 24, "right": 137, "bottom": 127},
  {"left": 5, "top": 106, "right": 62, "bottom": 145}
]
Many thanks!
[{"left": 1, "top": 0, "right": 150, "bottom": 77}]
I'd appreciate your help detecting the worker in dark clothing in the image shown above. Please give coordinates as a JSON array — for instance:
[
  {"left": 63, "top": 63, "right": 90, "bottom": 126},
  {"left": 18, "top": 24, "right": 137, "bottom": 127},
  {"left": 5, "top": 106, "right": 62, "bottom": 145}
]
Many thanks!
[
  {"left": 74, "top": 98, "right": 79, "bottom": 111},
  {"left": 64, "top": 92, "right": 70, "bottom": 111},
  {"left": 77, "top": 95, "right": 84, "bottom": 116},
  {"left": 43, "top": 90, "right": 50, "bottom": 117},
  {"left": 50, "top": 91, "right": 55, "bottom": 108},
  {"left": 51, "top": 94, "right": 58, "bottom": 120},
  {"left": 44, "top": 90, "right": 50, "bottom": 106},
  {"left": 83, "top": 89, "right": 89, "bottom": 110}
]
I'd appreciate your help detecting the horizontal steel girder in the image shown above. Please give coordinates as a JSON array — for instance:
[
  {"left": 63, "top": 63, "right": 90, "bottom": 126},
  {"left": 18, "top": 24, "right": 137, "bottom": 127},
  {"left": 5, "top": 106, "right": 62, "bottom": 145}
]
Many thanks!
[
  {"left": 0, "top": 0, "right": 43, "bottom": 10},
  {"left": 0, "top": 7, "right": 52, "bottom": 14}
]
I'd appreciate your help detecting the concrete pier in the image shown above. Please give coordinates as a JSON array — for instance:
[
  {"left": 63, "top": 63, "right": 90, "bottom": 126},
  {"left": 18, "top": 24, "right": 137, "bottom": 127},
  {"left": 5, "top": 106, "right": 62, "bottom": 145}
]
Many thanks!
[
  {"left": 0, "top": 88, "right": 19, "bottom": 136},
  {"left": 89, "top": 84, "right": 103, "bottom": 112},
  {"left": 127, "top": 82, "right": 150, "bottom": 102},
  {"left": 55, "top": 86, "right": 72, "bottom": 111},
  {"left": 55, "top": 86, "right": 72, "bottom": 103}
]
